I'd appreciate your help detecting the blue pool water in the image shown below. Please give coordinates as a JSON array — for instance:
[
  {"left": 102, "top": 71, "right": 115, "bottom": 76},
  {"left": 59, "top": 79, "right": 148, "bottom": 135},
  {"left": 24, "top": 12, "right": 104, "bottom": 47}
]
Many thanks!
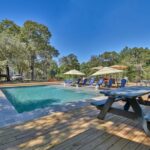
[{"left": 2, "top": 85, "right": 97, "bottom": 113}]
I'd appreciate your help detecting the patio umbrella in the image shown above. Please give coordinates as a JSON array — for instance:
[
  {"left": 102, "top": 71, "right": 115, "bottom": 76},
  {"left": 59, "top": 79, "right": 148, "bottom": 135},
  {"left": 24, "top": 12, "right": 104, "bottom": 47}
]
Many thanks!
[
  {"left": 91, "top": 66, "right": 103, "bottom": 70},
  {"left": 110, "top": 65, "right": 128, "bottom": 70},
  {"left": 91, "top": 67, "right": 123, "bottom": 76},
  {"left": 64, "top": 69, "right": 85, "bottom": 76}
]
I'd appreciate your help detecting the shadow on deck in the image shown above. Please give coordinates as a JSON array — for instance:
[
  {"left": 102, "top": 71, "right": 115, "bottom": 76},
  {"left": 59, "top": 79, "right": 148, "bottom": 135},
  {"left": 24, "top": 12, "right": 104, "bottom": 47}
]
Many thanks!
[{"left": 0, "top": 106, "right": 150, "bottom": 150}]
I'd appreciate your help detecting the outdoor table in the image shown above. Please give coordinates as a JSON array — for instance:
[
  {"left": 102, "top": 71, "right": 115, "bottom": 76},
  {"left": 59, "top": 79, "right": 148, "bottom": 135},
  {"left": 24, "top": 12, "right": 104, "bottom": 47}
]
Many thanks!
[{"left": 92, "top": 86, "right": 150, "bottom": 136}]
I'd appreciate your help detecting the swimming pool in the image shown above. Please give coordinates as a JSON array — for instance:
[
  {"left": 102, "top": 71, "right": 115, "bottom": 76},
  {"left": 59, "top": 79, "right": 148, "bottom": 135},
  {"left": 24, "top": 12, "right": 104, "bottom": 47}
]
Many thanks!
[{"left": 2, "top": 85, "right": 97, "bottom": 113}]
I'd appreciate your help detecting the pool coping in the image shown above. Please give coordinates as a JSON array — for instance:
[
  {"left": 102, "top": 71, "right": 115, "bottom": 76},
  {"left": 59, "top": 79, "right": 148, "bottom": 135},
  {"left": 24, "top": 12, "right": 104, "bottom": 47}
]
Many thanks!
[{"left": 0, "top": 84, "right": 106, "bottom": 128}]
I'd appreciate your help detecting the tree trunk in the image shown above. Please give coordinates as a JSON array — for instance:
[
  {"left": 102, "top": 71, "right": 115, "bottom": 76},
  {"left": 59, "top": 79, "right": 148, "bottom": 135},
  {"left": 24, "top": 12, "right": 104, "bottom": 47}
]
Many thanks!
[
  {"left": 17, "top": 66, "right": 21, "bottom": 75},
  {"left": 6, "top": 65, "right": 10, "bottom": 81},
  {"left": 31, "top": 55, "right": 35, "bottom": 80}
]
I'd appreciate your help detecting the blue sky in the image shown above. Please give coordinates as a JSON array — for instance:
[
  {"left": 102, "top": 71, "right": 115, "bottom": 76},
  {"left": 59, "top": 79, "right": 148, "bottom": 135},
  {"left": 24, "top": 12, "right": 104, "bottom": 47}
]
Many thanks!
[{"left": 0, "top": 0, "right": 150, "bottom": 62}]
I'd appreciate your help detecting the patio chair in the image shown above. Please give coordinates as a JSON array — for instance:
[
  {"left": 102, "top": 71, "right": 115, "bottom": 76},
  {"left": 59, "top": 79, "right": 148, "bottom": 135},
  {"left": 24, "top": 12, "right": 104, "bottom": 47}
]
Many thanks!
[
  {"left": 89, "top": 78, "right": 95, "bottom": 86},
  {"left": 64, "top": 79, "right": 73, "bottom": 86},
  {"left": 82, "top": 78, "right": 88, "bottom": 86},
  {"left": 97, "top": 78, "right": 104, "bottom": 87},
  {"left": 120, "top": 79, "right": 127, "bottom": 88},
  {"left": 68, "top": 78, "right": 81, "bottom": 87},
  {"left": 76, "top": 78, "right": 81, "bottom": 85},
  {"left": 107, "top": 78, "right": 113, "bottom": 88}
]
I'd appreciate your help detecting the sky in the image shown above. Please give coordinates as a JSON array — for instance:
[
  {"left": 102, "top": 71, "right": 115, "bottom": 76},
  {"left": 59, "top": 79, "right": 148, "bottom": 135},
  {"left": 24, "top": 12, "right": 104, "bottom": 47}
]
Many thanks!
[{"left": 0, "top": 0, "right": 150, "bottom": 62}]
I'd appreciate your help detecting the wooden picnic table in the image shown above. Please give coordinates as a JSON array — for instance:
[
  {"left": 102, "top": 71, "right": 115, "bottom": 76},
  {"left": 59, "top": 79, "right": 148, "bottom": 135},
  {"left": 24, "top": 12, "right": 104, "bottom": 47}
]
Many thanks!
[{"left": 91, "top": 86, "right": 150, "bottom": 136}]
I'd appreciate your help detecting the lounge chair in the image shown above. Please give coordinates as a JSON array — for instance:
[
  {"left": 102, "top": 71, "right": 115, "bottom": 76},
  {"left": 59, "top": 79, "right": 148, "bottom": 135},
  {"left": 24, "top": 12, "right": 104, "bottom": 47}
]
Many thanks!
[
  {"left": 107, "top": 79, "right": 113, "bottom": 88},
  {"left": 89, "top": 78, "right": 95, "bottom": 86},
  {"left": 97, "top": 79, "right": 104, "bottom": 87},
  {"left": 76, "top": 78, "right": 81, "bottom": 85},
  {"left": 64, "top": 79, "right": 73, "bottom": 86},
  {"left": 82, "top": 78, "right": 88, "bottom": 86},
  {"left": 120, "top": 79, "right": 127, "bottom": 88}
]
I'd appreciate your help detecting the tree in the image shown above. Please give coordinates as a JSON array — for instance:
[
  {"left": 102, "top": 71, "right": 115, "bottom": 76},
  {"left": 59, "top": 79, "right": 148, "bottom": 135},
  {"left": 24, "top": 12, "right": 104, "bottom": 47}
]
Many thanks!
[
  {"left": 0, "top": 19, "right": 20, "bottom": 35},
  {"left": 48, "top": 60, "right": 58, "bottom": 79},
  {"left": 37, "top": 45, "right": 59, "bottom": 79},
  {"left": 120, "top": 47, "right": 148, "bottom": 65},
  {"left": 0, "top": 19, "right": 22, "bottom": 80},
  {"left": 21, "top": 20, "right": 59, "bottom": 80},
  {"left": 120, "top": 47, "right": 150, "bottom": 81},
  {"left": 80, "top": 55, "right": 101, "bottom": 76},
  {"left": 59, "top": 53, "right": 80, "bottom": 73},
  {"left": 88, "top": 55, "right": 101, "bottom": 67},
  {"left": 0, "top": 32, "right": 28, "bottom": 75},
  {"left": 99, "top": 51, "right": 119, "bottom": 66},
  {"left": 0, "top": 19, "right": 59, "bottom": 81},
  {"left": 80, "top": 62, "right": 91, "bottom": 76}
]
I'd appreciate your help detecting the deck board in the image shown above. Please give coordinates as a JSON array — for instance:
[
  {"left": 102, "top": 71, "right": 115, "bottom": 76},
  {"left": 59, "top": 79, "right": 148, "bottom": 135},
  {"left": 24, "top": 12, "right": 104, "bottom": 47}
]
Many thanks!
[
  {"left": 61, "top": 118, "right": 132, "bottom": 150},
  {"left": 0, "top": 106, "right": 150, "bottom": 150},
  {"left": 49, "top": 115, "right": 119, "bottom": 150},
  {"left": 107, "top": 123, "right": 140, "bottom": 150}
]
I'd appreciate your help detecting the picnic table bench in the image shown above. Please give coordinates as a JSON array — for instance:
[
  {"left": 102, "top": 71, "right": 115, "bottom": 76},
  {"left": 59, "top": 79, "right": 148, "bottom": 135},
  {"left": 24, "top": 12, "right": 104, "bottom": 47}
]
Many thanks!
[{"left": 91, "top": 86, "right": 150, "bottom": 136}]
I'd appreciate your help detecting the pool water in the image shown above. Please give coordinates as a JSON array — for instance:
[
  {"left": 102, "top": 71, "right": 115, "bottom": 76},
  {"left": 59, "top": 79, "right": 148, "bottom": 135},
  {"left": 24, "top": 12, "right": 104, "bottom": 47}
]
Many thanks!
[{"left": 2, "top": 85, "right": 97, "bottom": 113}]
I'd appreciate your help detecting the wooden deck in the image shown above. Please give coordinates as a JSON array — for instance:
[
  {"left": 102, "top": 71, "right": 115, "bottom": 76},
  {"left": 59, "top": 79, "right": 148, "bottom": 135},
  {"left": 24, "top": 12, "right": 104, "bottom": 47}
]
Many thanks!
[{"left": 0, "top": 106, "right": 150, "bottom": 150}]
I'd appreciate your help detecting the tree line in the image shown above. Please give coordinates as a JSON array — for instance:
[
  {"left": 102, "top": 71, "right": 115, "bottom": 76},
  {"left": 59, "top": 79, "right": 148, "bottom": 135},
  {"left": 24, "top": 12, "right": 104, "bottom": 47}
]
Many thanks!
[
  {"left": 0, "top": 19, "right": 150, "bottom": 82},
  {"left": 57, "top": 47, "right": 150, "bottom": 81}
]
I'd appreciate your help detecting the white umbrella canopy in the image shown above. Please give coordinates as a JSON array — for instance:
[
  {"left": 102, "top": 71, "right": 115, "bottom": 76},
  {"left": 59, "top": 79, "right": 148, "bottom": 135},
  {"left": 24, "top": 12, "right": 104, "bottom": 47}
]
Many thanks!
[
  {"left": 110, "top": 65, "right": 128, "bottom": 70},
  {"left": 64, "top": 69, "right": 85, "bottom": 76},
  {"left": 91, "top": 67, "right": 123, "bottom": 76},
  {"left": 91, "top": 66, "right": 103, "bottom": 70}
]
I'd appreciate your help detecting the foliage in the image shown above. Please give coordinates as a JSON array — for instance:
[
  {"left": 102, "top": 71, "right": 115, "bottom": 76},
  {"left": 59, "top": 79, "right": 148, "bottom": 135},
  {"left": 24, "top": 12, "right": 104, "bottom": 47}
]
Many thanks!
[
  {"left": 79, "top": 48, "right": 150, "bottom": 81},
  {"left": 80, "top": 62, "right": 91, "bottom": 76},
  {"left": 0, "top": 19, "right": 59, "bottom": 80},
  {"left": 120, "top": 47, "right": 149, "bottom": 65},
  {"left": 0, "top": 32, "right": 28, "bottom": 75},
  {"left": 99, "top": 51, "right": 120, "bottom": 66},
  {"left": 119, "top": 47, "right": 150, "bottom": 81},
  {"left": 21, "top": 20, "right": 59, "bottom": 80},
  {"left": 0, "top": 19, "right": 20, "bottom": 35},
  {"left": 59, "top": 53, "right": 80, "bottom": 73}
]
